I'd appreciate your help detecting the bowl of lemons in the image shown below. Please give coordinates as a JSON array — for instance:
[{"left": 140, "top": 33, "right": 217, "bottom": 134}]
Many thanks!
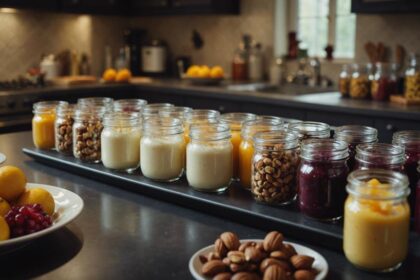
[{"left": 183, "top": 65, "right": 224, "bottom": 85}]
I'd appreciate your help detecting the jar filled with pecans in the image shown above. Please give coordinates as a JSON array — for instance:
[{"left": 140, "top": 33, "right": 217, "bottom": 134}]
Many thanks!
[
  {"left": 405, "top": 53, "right": 420, "bottom": 100},
  {"left": 350, "top": 63, "right": 370, "bottom": 99},
  {"left": 55, "top": 103, "right": 76, "bottom": 155},
  {"left": 73, "top": 106, "right": 106, "bottom": 163},
  {"left": 251, "top": 131, "right": 300, "bottom": 205}
]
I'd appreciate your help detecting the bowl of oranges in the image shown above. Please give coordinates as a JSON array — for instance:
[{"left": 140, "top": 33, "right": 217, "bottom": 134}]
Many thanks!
[{"left": 183, "top": 65, "right": 224, "bottom": 85}]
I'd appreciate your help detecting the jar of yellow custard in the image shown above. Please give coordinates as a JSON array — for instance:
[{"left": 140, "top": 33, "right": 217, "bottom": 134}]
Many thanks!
[
  {"left": 238, "top": 119, "right": 284, "bottom": 189},
  {"left": 32, "top": 101, "right": 67, "bottom": 149},
  {"left": 344, "top": 169, "right": 410, "bottom": 272},
  {"left": 221, "top": 112, "right": 257, "bottom": 180}
]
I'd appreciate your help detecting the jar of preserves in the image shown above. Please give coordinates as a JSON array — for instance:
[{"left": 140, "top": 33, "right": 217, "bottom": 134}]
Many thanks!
[
  {"left": 55, "top": 103, "right": 76, "bottom": 155},
  {"left": 350, "top": 64, "right": 370, "bottom": 99},
  {"left": 73, "top": 106, "right": 105, "bottom": 163},
  {"left": 140, "top": 117, "right": 185, "bottom": 182},
  {"left": 405, "top": 53, "right": 420, "bottom": 100},
  {"left": 77, "top": 97, "right": 113, "bottom": 109},
  {"left": 221, "top": 112, "right": 257, "bottom": 180},
  {"left": 339, "top": 64, "right": 351, "bottom": 97},
  {"left": 298, "top": 139, "right": 349, "bottom": 220},
  {"left": 393, "top": 130, "right": 420, "bottom": 214},
  {"left": 101, "top": 112, "right": 141, "bottom": 172},
  {"left": 251, "top": 131, "right": 299, "bottom": 205},
  {"left": 32, "top": 101, "right": 67, "bottom": 150},
  {"left": 334, "top": 125, "right": 378, "bottom": 171},
  {"left": 344, "top": 169, "right": 410, "bottom": 272},
  {"left": 416, "top": 162, "right": 420, "bottom": 234},
  {"left": 239, "top": 119, "right": 284, "bottom": 189},
  {"left": 186, "top": 123, "right": 232, "bottom": 192},
  {"left": 287, "top": 121, "right": 330, "bottom": 142},
  {"left": 113, "top": 99, "right": 147, "bottom": 112},
  {"left": 371, "top": 63, "right": 395, "bottom": 101},
  {"left": 142, "top": 103, "right": 174, "bottom": 119},
  {"left": 355, "top": 143, "right": 405, "bottom": 172}
]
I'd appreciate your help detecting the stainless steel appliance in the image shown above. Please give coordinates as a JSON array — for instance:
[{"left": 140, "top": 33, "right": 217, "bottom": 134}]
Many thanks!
[{"left": 141, "top": 39, "right": 167, "bottom": 75}]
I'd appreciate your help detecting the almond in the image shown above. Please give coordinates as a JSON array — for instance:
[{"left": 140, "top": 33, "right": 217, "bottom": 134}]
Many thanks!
[
  {"left": 199, "top": 254, "right": 208, "bottom": 264},
  {"left": 214, "top": 272, "right": 233, "bottom": 280},
  {"left": 239, "top": 241, "right": 256, "bottom": 252},
  {"left": 222, "top": 257, "right": 231, "bottom": 265},
  {"left": 208, "top": 251, "right": 221, "bottom": 261},
  {"left": 245, "top": 246, "right": 264, "bottom": 263},
  {"left": 263, "top": 231, "right": 284, "bottom": 252},
  {"left": 281, "top": 243, "right": 297, "bottom": 258},
  {"left": 215, "top": 238, "right": 228, "bottom": 258},
  {"left": 260, "top": 258, "right": 291, "bottom": 273},
  {"left": 269, "top": 251, "right": 288, "bottom": 261},
  {"left": 220, "top": 232, "right": 241, "bottom": 251},
  {"left": 230, "top": 263, "right": 249, "bottom": 273},
  {"left": 228, "top": 251, "right": 246, "bottom": 264},
  {"left": 202, "top": 260, "right": 227, "bottom": 277},
  {"left": 231, "top": 272, "right": 260, "bottom": 280},
  {"left": 294, "top": 269, "right": 315, "bottom": 280},
  {"left": 263, "top": 264, "right": 287, "bottom": 280},
  {"left": 290, "top": 255, "right": 315, "bottom": 270}
]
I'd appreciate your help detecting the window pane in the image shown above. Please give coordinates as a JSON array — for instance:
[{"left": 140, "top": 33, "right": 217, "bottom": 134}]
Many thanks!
[
  {"left": 336, "top": 0, "right": 352, "bottom": 16},
  {"left": 298, "top": 0, "right": 329, "bottom": 18},
  {"left": 335, "top": 15, "right": 356, "bottom": 58},
  {"left": 298, "top": 17, "right": 329, "bottom": 57}
]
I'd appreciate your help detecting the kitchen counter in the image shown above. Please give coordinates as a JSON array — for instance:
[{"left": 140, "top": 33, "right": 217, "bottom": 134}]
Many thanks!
[{"left": 0, "top": 131, "right": 419, "bottom": 279}]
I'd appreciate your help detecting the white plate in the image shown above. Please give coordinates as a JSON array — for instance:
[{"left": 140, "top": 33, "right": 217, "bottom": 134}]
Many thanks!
[
  {"left": 189, "top": 239, "right": 328, "bottom": 280},
  {"left": 0, "top": 153, "right": 6, "bottom": 164},
  {"left": 0, "top": 183, "right": 84, "bottom": 247}
]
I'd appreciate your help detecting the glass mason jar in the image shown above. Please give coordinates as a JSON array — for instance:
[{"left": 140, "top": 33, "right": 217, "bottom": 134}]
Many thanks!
[
  {"left": 393, "top": 130, "right": 420, "bottom": 214},
  {"left": 339, "top": 64, "right": 351, "bottom": 97},
  {"left": 221, "top": 112, "right": 257, "bottom": 180},
  {"left": 344, "top": 169, "right": 410, "bottom": 272},
  {"left": 239, "top": 119, "right": 284, "bottom": 189},
  {"left": 355, "top": 143, "right": 405, "bottom": 172},
  {"left": 55, "top": 103, "right": 76, "bottom": 155},
  {"left": 184, "top": 109, "right": 220, "bottom": 143},
  {"left": 371, "top": 63, "right": 395, "bottom": 101},
  {"left": 298, "top": 139, "right": 349, "bottom": 221},
  {"left": 251, "top": 131, "right": 300, "bottom": 205},
  {"left": 334, "top": 125, "right": 378, "bottom": 171},
  {"left": 350, "top": 63, "right": 370, "bottom": 99},
  {"left": 258, "top": 115, "right": 302, "bottom": 129},
  {"left": 159, "top": 106, "right": 193, "bottom": 123},
  {"left": 287, "top": 121, "right": 330, "bottom": 142},
  {"left": 140, "top": 117, "right": 185, "bottom": 182},
  {"left": 142, "top": 103, "right": 174, "bottom": 119},
  {"left": 77, "top": 97, "right": 113, "bottom": 109},
  {"left": 186, "top": 123, "right": 232, "bottom": 193},
  {"left": 73, "top": 106, "right": 105, "bottom": 163},
  {"left": 405, "top": 53, "right": 420, "bottom": 100},
  {"left": 113, "top": 99, "right": 147, "bottom": 112},
  {"left": 416, "top": 162, "right": 420, "bottom": 234},
  {"left": 101, "top": 112, "right": 142, "bottom": 172},
  {"left": 33, "top": 101, "right": 67, "bottom": 150}
]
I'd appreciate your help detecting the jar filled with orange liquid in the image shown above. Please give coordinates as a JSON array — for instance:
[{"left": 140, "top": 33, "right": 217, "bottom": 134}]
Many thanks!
[
  {"left": 32, "top": 101, "right": 67, "bottom": 149},
  {"left": 239, "top": 119, "right": 284, "bottom": 189},
  {"left": 344, "top": 169, "right": 410, "bottom": 272},
  {"left": 221, "top": 112, "right": 257, "bottom": 180}
]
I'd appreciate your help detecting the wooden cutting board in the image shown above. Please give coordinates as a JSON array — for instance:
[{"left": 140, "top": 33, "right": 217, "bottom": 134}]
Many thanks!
[
  {"left": 390, "top": 95, "right": 420, "bottom": 105},
  {"left": 51, "top": 75, "right": 98, "bottom": 86}
]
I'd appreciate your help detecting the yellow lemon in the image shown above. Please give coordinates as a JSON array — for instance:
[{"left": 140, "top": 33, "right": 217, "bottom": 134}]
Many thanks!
[
  {"left": 186, "top": 65, "right": 200, "bottom": 77},
  {"left": 0, "top": 216, "right": 9, "bottom": 241},
  {"left": 210, "top": 66, "right": 224, "bottom": 78},
  {"left": 102, "top": 68, "right": 117, "bottom": 82},
  {"left": 197, "top": 66, "right": 211, "bottom": 78},
  {"left": 0, "top": 165, "right": 27, "bottom": 202},
  {"left": 17, "top": 188, "right": 55, "bottom": 216},
  {"left": 0, "top": 197, "right": 11, "bottom": 216},
  {"left": 116, "top": 69, "right": 132, "bottom": 82}
]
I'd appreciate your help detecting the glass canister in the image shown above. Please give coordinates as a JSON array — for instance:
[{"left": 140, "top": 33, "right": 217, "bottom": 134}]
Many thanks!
[
  {"left": 239, "top": 119, "right": 284, "bottom": 189},
  {"left": 344, "top": 169, "right": 410, "bottom": 272},
  {"left": 142, "top": 103, "right": 174, "bottom": 119},
  {"left": 77, "top": 97, "right": 113, "bottom": 109},
  {"left": 101, "top": 112, "right": 141, "bottom": 172},
  {"left": 221, "top": 112, "right": 257, "bottom": 180},
  {"left": 355, "top": 143, "right": 405, "bottom": 172},
  {"left": 73, "top": 106, "right": 105, "bottom": 163},
  {"left": 251, "top": 131, "right": 300, "bottom": 205},
  {"left": 298, "top": 139, "right": 349, "bottom": 221},
  {"left": 287, "top": 121, "right": 330, "bottom": 142},
  {"left": 184, "top": 109, "right": 220, "bottom": 143},
  {"left": 339, "top": 64, "right": 351, "bottom": 97},
  {"left": 371, "top": 63, "right": 395, "bottom": 101},
  {"left": 334, "top": 125, "right": 378, "bottom": 171},
  {"left": 186, "top": 123, "right": 233, "bottom": 192},
  {"left": 350, "top": 63, "right": 370, "bottom": 99},
  {"left": 140, "top": 117, "right": 185, "bottom": 182},
  {"left": 405, "top": 53, "right": 420, "bottom": 100},
  {"left": 159, "top": 106, "right": 193, "bottom": 123},
  {"left": 113, "top": 99, "right": 147, "bottom": 112},
  {"left": 33, "top": 101, "right": 67, "bottom": 150},
  {"left": 55, "top": 103, "right": 76, "bottom": 155}
]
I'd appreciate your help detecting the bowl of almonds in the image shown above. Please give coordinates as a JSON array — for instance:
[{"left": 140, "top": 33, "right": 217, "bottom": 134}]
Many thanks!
[{"left": 189, "top": 231, "right": 328, "bottom": 280}]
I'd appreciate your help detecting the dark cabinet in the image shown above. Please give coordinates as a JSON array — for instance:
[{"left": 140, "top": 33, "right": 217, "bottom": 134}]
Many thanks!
[
  {"left": 60, "top": 0, "right": 128, "bottom": 14},
  {"left": 351, "top": 0, "right": 420, "bottom": 13},
  {"left": 0, "top": 0, "right": 58, "bottom": 10}
]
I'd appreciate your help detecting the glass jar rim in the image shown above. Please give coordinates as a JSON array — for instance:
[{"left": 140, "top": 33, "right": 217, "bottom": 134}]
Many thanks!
[
  {"left": 221, "top": 112, "right": 257, "bottom": 123},
  {"left": 190, "top": 123, "right": 231, "bottom": 141},
  {"left": 253, "top": 131, "right": 299, "bottom": 150},
  {"left": 143, "top": 103, "right": 174, "bottom": 116},
  {"left": 74, "top": 106, "right": 106, "bottom": 120},
  {"left": 187, "top": 109, "right": 220, "bottom": 120},
  {"left": 300, "top": 139, "right": 348, "bottom": 161},
  {"left": 33, "top": 101, "right": 67, "bottom": 113},
  {"left": 392, "top": 130, "right": 420, "bottom": 146},
  {"left": 288, "top": 121, "right": 330, "bottom": 138},
  {"left": 56, "top": 103, "right": 76, "bottom": 115},
  {"left": 241, "top": 119, "right": 284, "bottom": 139},
  {"left": 334, "top": 125, "right": 378, "bottom": 143},
  {"left": 77, "top": 97, "right": 113, "bottom": 105},
  {"left": 114, "top": 98, "right": 147, "bottom": 105},
  {"left": 355, "top": 143, "right": 405, "bottom": 163},
  {"left": 103, "top": 112, "right": 141, "bottom": 127},
  {"left": 143, "top": 116, "right": 183, "bottom": 135},
  {"left": 346, "top": 169, "right": 410, "bottom": 200}
]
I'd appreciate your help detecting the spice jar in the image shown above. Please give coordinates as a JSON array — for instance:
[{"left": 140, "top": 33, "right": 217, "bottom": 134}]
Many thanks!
[
  {"left": 371, "top": 63, "right": 395, "bottom": 101},
  {"left": 140, "top": 117, "right": 185, "bottom": 182},
  {"left": 350, "top": 64, "right": 370, "bottom": 99},
  {"left": 287, "top": 121, "right": 330, "bottom": 142},
  {"left": 184, "top": 109, "right": 220, "bottom": 143},
  {"left": 251, "top": 131, "right": 299, "bottom": 205},
  {"left": 355, "top": 143, "right": 405, "bottom": 172},
  {"left": 55, "top": 103, "right": 76, "bottom": 155},
  {"left": 113, "top": 99, "right": 147, "bottom": 112},
  {"left": 186, "top": 123, "right": 232, "bottom": 192},
  {"left": 334, "top": 125, "right": 378, "bottom": 171},
  {"left": 298, "top": 139, "right": 349, "bottom": 221},
  {"left": 73, "top": 106, "right": 105, "bottom": 163},
  {"left": 405, "top": 53, "right": 420, "bottom": 100},
  {"left": 339, "top": 64, "right": 351, "bottom": 97},
  {"left": 32, "top": 101, "right": 67, "bottom": 150},
  {"left": 221, "top": 112, "right": 257, "bottom": 180},
  {"left": 393, "top": 130, "right": 420, "bottom": 214},
  {"left": 142, "top": 103, "right": 174, "bottom": 119},
  {"left": 77, "top": 97, "right": 113, "bottom": 109},
  {"left": 344, "top": 169, "right": 410, "bottom": 272},
  {"left": 239, "top": 119, "right": 284, "bottom": 189},
  {"left": 101, "top": 112, "right": 141, "bottom": 172}
]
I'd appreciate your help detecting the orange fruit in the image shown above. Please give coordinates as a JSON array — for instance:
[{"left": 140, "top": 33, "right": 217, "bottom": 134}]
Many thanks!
[
  {"left": 116, "top": 69, "right": 132, "bottom": 82},
  {"left": 0, "top": 197, "right": 11, "bottom": 216},
  {"left": 210, "top": 66, "right": 224, "bottom": 78},
  {"left": 186, "top": 65, "right": 200, "bottom": 77},
  {"left": 103, "top": 68, "right": 117, "bottom": 82},
  {"left": 17, "top": 188, "right": 55, "bottom": 216},
  {"left": 197, "top": 66, "right": 211, "bottom": 78},
  {"left": 0, "top": 216, "right": 9, "bottom": 241},
  {"left": 0, "top": 165, "right": 26, "bottom": 202}
]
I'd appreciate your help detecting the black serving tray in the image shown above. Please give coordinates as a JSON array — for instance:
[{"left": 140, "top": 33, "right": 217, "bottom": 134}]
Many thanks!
[{"left": 23, "top": 147, "right": 344, "bottom": 250}]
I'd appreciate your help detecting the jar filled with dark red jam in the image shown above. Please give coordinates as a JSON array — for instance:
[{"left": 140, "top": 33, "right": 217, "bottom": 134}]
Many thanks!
[
  {"left": 297, "top": 139, "right": 349, "bottom": 221},
  {"left": 288, "top": 121, "right": 330, "bottom": 142},
  {"left": 415, "top": 162, "right": 420, "bottom": 234},
  {"left": 334, "top": 125, "right": 378, "bottom": 171},
  {"left": 393, "top": 130, "right": 420, "bottom": 215},
  {"left": 355, "top": 143, "right": 405, "bottom": 172}
]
